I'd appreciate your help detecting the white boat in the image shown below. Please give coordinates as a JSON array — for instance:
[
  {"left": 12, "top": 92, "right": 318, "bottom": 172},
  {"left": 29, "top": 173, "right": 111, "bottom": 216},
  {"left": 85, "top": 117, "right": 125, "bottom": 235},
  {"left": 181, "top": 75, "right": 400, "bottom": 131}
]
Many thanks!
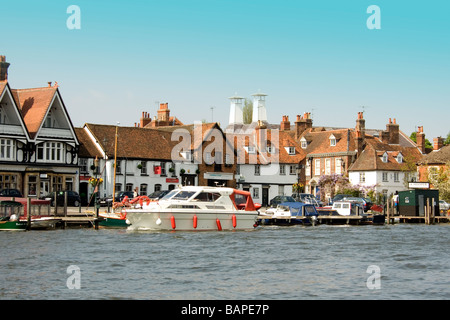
[{"left": 124, "top": 186, "right": 261, "bottom": 231}]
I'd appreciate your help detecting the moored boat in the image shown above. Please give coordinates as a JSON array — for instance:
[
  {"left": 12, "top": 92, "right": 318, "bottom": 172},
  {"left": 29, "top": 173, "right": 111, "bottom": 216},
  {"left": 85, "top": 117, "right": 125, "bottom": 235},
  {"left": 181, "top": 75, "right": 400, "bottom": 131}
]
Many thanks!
[
  {"left": 124, "top": 186, "right": 260, "bottom": 231},
  {"left": 259, "top": 202, "right": 319, "bottom": 226},
  {"left": 0, "top": 200, "right": 27, "bottom": 231}
]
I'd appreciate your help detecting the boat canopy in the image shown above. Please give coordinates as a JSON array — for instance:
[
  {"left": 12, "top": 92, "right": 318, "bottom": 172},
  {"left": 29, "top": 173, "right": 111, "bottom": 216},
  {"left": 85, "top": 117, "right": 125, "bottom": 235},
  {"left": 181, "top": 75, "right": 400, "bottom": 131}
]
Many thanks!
[
  {"left": 279, "top": 202, "right": 318, "bottom": 216},
  {"left": 230, "top": 189, "right": 260, "bottom": 211}
]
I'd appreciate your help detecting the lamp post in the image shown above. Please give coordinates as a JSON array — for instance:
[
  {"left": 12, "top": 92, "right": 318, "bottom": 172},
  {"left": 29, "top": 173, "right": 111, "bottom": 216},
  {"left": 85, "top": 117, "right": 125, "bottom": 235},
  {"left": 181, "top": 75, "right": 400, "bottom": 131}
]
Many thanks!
[
  {"left": 296, "top": 163, "right": 304, "bottom": 201},
  {"left": 94, "top": 156, "right": 99, "bottom": 229}
]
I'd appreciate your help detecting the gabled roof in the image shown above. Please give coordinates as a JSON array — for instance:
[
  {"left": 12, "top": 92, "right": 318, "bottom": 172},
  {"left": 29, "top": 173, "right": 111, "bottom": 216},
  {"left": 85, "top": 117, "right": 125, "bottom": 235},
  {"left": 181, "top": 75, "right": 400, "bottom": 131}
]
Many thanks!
[
  {"left": 348, "top": 138, "right": 422, "bottom": 171},
  {"left": 11, "top": 86, "right": 57, "bottom": 139},
  {"left": 300, "top": 128, "right": 356, "bottom": 156},
  {"left": 0, "top": 81, "right": 31, "bottom": 140}
]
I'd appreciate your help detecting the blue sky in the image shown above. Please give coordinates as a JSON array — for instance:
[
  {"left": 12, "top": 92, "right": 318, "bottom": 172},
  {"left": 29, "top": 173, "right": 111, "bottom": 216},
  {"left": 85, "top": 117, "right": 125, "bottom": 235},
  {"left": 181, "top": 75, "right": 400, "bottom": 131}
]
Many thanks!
[{"left": 1, "top": 0, "right": 449, "bottom": 140}]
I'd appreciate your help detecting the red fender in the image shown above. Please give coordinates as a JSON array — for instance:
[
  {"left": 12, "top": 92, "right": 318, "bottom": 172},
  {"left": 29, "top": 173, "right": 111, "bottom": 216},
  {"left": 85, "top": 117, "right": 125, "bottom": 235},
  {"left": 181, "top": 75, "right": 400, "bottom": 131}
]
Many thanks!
[
  {"left": 171, "top": 216, "right": 176, "bottom": 229},
  {"left": 193, "top": 215, "right": 198, "bottom": 229},
  {"left": 232, "top": 214, "right": 237, "bottom": 228},
  {"left": 122, "top": 196, "right": 129, "bottom": 204},
  {"left": 216, "top": 218, "right": 222, "bottom": 231}
]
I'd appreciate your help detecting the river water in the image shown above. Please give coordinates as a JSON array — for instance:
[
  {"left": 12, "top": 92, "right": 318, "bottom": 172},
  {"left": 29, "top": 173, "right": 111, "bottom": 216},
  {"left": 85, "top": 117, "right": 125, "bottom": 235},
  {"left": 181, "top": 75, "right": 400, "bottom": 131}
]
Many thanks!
[{"left": 0, "top": 224, "right": 448, "bottom": 300}]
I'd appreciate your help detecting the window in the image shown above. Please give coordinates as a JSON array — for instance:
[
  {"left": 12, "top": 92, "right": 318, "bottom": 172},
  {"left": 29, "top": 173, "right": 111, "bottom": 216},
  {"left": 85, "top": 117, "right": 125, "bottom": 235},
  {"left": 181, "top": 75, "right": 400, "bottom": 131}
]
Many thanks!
[
  {"left": 160, "top": 162, "right": 166, "bottom": 175},
  {"left": 116, "top": 160, "right": 122, "bottom": 174},
  {"left": 394, "top": 172, "right": 399, "bottom": 182},
  {"left": 52, "top": 175, "right": 63, "bottom": 192},
  {"left": 382, "top": 172, "right": 388, "bottom": 182},
  {"left": 335, "top": 158, "right": 342, "bottom": 175},
  {"left": 255, "top": 165, "right": 260, "bottom": 176},
  {"left": 245, "top": 146, "right": 256, "bottom": 154},
  {"left": 253, "top": 188, "right": 259, "bottom": 199},
  {"left": 280, "top": 165, "right": 286, "bottom": 175},
  {"left": 305, "top": 161, "right": 311, "bottom": 176},
  {"left": 126, "top": 183, "right": 133, "bottom": 192},
  {"left": 285, "top": 147, "right": 295, "bottom": 155},
  {"left": 325, "top": 158, "right": 331, "bottom": 175},
  {"left": 115, "top": 183, "right": 122, "bottom": 193},
  {"left": 266, "top": 146, "right": 275, "bottom": 154},
  {"left": 80, "top": 158, "right": 88, "bottom": 173},
  {"left": 154, "top": 184, "right": 162, "bottom": 192},
  {"left": 359, "top": 172, "right": 365, "bottom": 183},
  {"left": 181, "top": 151, "right": 192, "bottom": 161},
  {"left": 278, "top": 185, "right": 284, "bottom": 196},
  {"left": 397, "top": 154, "right": 403, "bottom": 163},
  {"left": 300, "top": 138, "right": 307, "bottom": 149},
  {"left": 314, "top": 159, "right": 321, "bottom": 176},
  {"left": 140, "top": 161, "right": 147, "bottom": 175},
  {"left": 289, "top": 165, "right": 296, "bottom": 175},
  {"left": 43, "top": 111, "right": 54, "bottom": 128},
  {"left": 382, "top": 153, "right": 388, "bottom": 163},
  {"left": 329, "top": 135, "right": 336, "bottom": 146},
  {"left": 140, "top": 184, "right": 148, "bottom": 196},
  {"left": 205, "top": 152, "right": 212, "bottom": 165},
  {"left": 193, "top": 192, "right": 221, "bottom": 202},
  {"left": 37, "top": 142, "right": 64, "bottom": 162},
  {"left": 0, "top": 139, "right": 14, "bottom": 160},
  {"left": 0, "top": 174, "right": 18, "bottom": 190},
  {"left": 28, "top": 176, "right": 37, "bottom": 196}
]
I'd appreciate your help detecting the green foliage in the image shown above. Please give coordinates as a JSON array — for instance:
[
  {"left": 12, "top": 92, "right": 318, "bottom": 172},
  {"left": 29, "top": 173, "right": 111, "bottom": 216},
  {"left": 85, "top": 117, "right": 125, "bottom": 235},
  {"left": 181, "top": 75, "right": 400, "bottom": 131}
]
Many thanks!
[
  {"left": 409, "top": 132, "right": 433, "bottom": 149},
  {"left": 243, "top": 99, "right": 253, "bottom": 124}
]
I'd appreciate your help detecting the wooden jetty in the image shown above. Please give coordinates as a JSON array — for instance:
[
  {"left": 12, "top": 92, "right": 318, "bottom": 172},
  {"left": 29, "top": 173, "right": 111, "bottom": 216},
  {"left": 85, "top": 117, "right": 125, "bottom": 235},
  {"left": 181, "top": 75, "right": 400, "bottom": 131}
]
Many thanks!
[{"left": 257, "top": 214, "right": 385, "bottom": 226}]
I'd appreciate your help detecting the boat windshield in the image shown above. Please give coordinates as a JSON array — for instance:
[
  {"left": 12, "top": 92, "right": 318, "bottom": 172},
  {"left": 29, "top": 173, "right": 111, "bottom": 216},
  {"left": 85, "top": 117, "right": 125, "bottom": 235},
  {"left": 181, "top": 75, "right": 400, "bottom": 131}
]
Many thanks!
[
  {"left": 171, "top": 191, "right": 196, "bottom": 200},
  {"left": 161, "top": 190, "right": 179, "bottom": 200}
]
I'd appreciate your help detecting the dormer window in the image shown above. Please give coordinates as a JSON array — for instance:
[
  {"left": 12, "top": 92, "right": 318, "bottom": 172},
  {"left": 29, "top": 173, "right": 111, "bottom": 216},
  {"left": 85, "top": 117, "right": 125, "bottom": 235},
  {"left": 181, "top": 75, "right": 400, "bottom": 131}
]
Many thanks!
[
  {"left": 244, "top": 145, "right": 256, "bottom": 154},
  {"left": 329, "top": 134, "right": 336, "bottom": 146},
  {"left": 396, "top": 153, "right": 403, "bottom": 163},
  {"left": 285, "top": 146, "right": 295, "bottom": 155},
  {"left": 300, "top": 137, "right": 307, "bottom": 149},
  {"left": 382, "top": 152, "right": 388, "bottom": 163}
]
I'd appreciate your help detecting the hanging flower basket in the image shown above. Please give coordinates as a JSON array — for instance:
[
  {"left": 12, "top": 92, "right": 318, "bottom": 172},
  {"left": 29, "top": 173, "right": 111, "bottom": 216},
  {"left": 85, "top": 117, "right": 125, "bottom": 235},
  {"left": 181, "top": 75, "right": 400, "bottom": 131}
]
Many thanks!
[
  {"left": 89, "top": 177, "right": 103, "bottom": 187},
  {"left": 292, "top": 182, "right": 304, "bottom": 193}
]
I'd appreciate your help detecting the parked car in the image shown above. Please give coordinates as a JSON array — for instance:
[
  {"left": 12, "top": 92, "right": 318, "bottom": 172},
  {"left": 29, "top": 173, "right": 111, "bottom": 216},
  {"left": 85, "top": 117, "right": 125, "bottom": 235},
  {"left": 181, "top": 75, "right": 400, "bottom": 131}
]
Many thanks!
[
  {"left": 99, "top": 191, "right": 135, "bottom": 206},
  {"left": 148, "top": 190, "right": 170, "bottom": 201},
  {"left": 0, "top": 189, "right": 23, "bottom": 198},
  {"left": 269, "top": 195, "right": 296, "bottom": 207},
  {"left": 341, "top": 196, "right": 372, "bottom": 212},
  {"left": 41, "top": 191, "right": 81, "bottom": 207},
  {"left": 440, "top": 200, "right": 450, "bottom": 211},
  {"left": 330, "top": 194, "right": 347, "bottom": 204}
]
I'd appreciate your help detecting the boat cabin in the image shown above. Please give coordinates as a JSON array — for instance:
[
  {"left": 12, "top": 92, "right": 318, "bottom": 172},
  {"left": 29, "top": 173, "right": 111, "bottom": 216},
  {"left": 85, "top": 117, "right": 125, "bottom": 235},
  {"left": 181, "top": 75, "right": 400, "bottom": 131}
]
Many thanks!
[{"left": 332, "top": 201, "right": 364, "bottom": 216}]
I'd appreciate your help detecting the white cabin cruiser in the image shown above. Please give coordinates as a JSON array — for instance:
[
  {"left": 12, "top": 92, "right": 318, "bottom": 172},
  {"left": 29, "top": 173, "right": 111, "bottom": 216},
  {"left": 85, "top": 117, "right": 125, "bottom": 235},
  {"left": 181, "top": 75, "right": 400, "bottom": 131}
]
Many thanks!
[{"left": 124, "top": 186, "right": 261, "bottom": 231}]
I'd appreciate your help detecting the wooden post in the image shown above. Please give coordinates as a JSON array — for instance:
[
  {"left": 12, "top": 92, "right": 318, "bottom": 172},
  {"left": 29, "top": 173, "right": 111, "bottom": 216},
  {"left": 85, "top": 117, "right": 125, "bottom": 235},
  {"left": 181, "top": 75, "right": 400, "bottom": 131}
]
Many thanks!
[
  {"left": 387, "top": 198, "right": 390, "bottom": 224},
  {"left": 26, "top": 197, "right": 31, "bottom": 230},
  {"left": 425, "top": 198, "right": 430, "bottom": 225},
  {"left": 431, "top": 198, "right": 435, "bottom": 224},
  {"left": 54, "top": 192, "right": 58, "bottom": 215},
  {"left": 64, "top": 191, "right": 68, "bottom": 217}
]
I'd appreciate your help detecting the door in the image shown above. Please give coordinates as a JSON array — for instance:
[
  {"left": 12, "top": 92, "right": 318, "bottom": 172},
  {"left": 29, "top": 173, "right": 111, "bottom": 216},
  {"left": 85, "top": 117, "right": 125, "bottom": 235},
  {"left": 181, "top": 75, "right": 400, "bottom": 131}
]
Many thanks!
[
  {"left": 40, "top": 180, "right": 50, "bottom": 197},
  {"left": 262, "top": 188, "right": 269, "bottom": 207}
]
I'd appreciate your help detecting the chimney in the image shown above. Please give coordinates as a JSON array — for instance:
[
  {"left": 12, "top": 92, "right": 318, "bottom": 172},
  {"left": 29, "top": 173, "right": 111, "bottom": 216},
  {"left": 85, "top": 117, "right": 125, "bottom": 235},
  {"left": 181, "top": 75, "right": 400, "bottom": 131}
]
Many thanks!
[
  {"left": 416, "top": 126, "right": 426, "bottom": 154},
  {"left": 354, "top": 112, "right": 365, "bottom": 155},
  {"left": 48, "top": 81, "right": 52, "bottom": 87},
  {"left": 140, "top": 111, "right": 151, "bottom": 127},
  {"left": 294, "top": 113, "right": 313, "bottom": 139},
  {"left": 0, "top": 56, "right": 10, "bottom": 81},
  {"left": 157, "top": 103, "right": 170, "bottom": 123},
  {"left": 433, "top": 136, "right": 444, "bottom": 151},
  {"left": 383, "top": 117, "right": 399, "bottom": 144},
  {"left": 280, "top": 115, "right": 290, "bottom": 131}
]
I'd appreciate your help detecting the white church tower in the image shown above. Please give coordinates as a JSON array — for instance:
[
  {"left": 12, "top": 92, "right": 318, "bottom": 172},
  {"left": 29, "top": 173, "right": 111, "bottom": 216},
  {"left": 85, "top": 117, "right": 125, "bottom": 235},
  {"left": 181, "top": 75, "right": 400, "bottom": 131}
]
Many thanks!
[
  {"left": 251, "top": 92, "right": 267, "bottom": 123},
  {"left": 228, "top": 95, "right": 244, "bottom": 125}
]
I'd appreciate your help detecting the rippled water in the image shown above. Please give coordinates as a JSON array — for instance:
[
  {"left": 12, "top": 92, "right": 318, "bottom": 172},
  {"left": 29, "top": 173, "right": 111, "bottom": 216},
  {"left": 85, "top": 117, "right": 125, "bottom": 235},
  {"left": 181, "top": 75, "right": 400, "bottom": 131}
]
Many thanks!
[{"left": 0, "top": 224, "right": 449, "bottom": 300}]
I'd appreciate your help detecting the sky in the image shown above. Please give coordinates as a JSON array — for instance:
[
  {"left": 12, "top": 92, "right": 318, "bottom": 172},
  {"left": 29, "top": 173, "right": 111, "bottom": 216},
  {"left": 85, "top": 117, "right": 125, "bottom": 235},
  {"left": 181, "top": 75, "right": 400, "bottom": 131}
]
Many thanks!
[{"left": 1, "top": 0, "right": 449, "bottom": 140}]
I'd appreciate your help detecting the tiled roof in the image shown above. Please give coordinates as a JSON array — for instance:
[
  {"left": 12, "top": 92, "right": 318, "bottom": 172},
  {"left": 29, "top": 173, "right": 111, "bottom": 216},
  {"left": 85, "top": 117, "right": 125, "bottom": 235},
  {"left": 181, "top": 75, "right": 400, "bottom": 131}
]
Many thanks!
[
  {"left": 418, "top": 145, "right": 450, "bottom": 165},
  {"left": 74, "top": 127, "right": 104, "bottom": 158},
  {"left": 0, "top": 81, "right": 6, "bottom": 96},
  {"left": 226, "top": 127, "right": 305, "bottom": 164},
  {"left": 84, "top": 123, "right": 175, "bottom": 160},
  {"left": 300, "top": 128, "right": 356, "bottom": 156},
  {"left": 349, "top": 137, "right": 423, "bottom": 171},
  {"left": 11, "top": 87, "right": 57, "bottom": 139}
]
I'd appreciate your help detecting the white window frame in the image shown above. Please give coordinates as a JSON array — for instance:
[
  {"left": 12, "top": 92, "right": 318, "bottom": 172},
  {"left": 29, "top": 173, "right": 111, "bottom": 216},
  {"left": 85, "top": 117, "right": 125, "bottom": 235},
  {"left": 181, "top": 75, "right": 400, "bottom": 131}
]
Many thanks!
[
  {"left": 0, "top": 139, "right": 15, "bottom": 160},
  {"left": 37, "top": 142, "right": 64, "bottom": 162},
  {"left": 314, "top": 159, "right": 321, "bottom": 176}
]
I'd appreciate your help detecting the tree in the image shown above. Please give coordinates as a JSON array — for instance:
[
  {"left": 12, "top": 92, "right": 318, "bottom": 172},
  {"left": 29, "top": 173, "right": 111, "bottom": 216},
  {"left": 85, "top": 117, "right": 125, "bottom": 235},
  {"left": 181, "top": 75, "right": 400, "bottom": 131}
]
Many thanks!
[
  {"left": 242, "top": 98, "right": 253, "bottom": 124},
  {"left": 444, "top": 132, "right": 450, "bottom": 145},
  {"left": 410, "top": 132, "right": 432, "bottom": 149},
  {"left": 428, "top": 162, "right": 450, "bottom": 202}
]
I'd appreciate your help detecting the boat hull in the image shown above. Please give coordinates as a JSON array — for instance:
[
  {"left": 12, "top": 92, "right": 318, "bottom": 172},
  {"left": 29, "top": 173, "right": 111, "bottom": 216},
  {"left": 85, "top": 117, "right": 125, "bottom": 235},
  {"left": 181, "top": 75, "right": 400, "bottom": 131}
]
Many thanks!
[
  {"left": 125, "top": 210, "right": 258, "bottom": 231},
  {"left": 99, "top": 212, "right": 128, "bottom": 228},
  {"left": 0, "top": 220, "right": 27, "bottom": 231}
]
